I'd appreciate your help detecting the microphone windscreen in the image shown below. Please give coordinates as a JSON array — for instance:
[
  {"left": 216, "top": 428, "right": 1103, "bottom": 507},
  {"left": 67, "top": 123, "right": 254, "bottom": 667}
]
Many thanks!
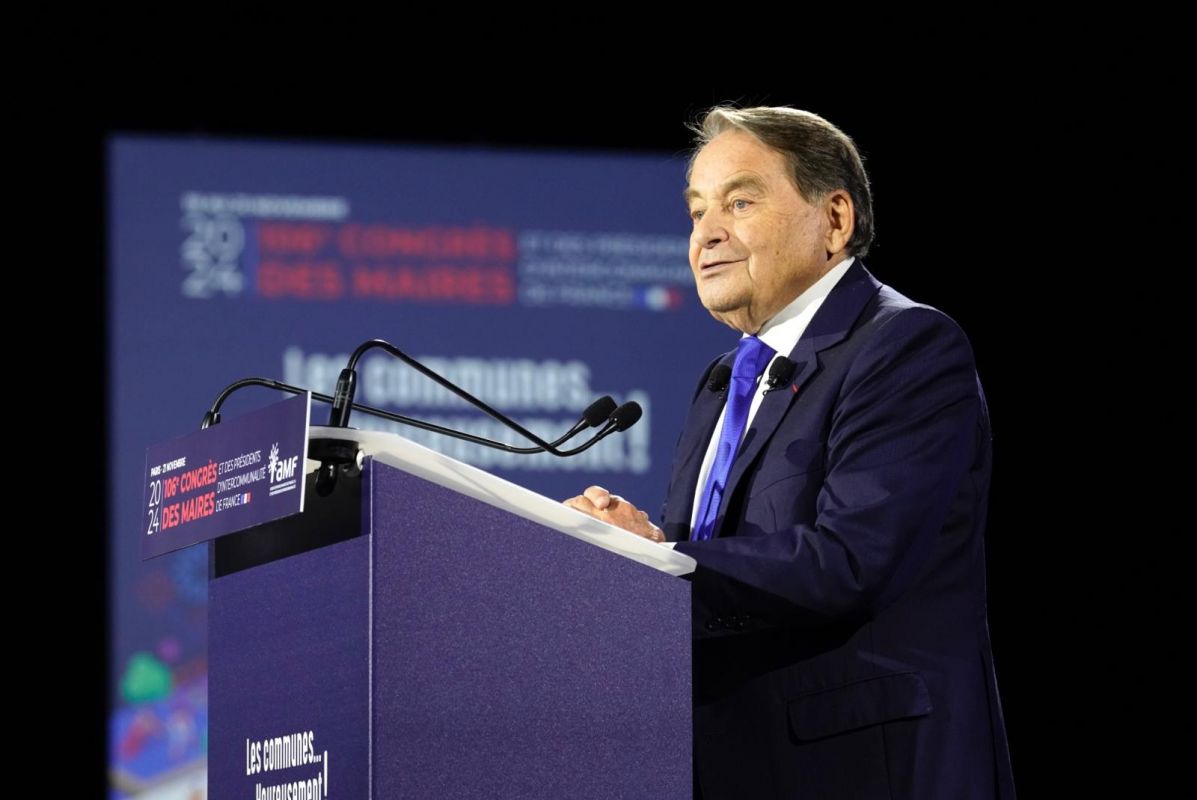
[
  {"left": 768, "top": 357, "right": 797, "bottom": 385},
  {"left": 582, "top": 395, "right": 618, "bottom": 427},
  {"left": 610, "top": 401, "right": 643, "bottom": 432},
  {"left": 707, "top": 364, "right": 732, "bottom": 392}
]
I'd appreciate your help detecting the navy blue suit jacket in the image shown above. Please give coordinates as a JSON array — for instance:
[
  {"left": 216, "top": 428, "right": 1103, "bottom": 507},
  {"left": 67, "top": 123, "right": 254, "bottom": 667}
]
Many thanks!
[{"left": 666, "top": 261, "right": 1015, "bottom": 799}]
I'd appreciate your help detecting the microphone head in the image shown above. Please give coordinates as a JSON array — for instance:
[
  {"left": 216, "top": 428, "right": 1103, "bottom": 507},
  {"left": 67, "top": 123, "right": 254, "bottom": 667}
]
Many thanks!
[
  {"left": 582, "top": 395, "right": 618, "bottom": 427},
  {"left": 707, "top": 364, "right": 732, "bottom": 393},
  {"left": 766, "top": 357, "right": 797, "bottom": 388},
  {"left": 609, "top": 401, "right": 643, "bottom": 432}
]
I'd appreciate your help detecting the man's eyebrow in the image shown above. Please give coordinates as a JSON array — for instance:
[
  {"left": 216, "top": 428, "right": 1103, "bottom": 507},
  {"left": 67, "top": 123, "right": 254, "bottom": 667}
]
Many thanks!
[{"left": 683, "top": 175, "right": 769, "bottom": 206}]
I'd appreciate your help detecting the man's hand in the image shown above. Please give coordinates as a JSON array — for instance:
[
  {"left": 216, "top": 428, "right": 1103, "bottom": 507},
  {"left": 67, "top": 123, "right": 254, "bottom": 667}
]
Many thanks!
[{"left": 563, "top": 485, "right": 665, "bottom": 543}]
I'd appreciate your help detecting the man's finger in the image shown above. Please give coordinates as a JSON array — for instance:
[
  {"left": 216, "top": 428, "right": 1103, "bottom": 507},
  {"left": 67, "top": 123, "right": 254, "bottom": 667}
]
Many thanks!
[
  {"left": 583, "top": 485, "right": 612, "bottom": 509},
  {"left": 563, "top": 495, "right": 592, "bottom": 511}
]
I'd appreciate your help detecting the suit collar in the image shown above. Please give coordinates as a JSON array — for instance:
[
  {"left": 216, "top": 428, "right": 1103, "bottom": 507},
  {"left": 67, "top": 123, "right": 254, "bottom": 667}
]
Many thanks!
[
  {"left": 755, "top": 255, "right": 857, "bottom": 357},
  {"left": 795, "top": 258, "right": 882, "bottom": 352}
]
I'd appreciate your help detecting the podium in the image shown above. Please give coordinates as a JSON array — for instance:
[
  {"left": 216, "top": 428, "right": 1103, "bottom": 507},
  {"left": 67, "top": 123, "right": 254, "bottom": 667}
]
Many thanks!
[{"left": 206, "top": 426, "right": 696, "bottom": 798}]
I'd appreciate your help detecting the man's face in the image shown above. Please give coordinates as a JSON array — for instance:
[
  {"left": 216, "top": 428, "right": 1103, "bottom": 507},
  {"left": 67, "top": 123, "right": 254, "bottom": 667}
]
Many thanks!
[{"left": 685, "top": 130, "right": 838, "bottom": 333}]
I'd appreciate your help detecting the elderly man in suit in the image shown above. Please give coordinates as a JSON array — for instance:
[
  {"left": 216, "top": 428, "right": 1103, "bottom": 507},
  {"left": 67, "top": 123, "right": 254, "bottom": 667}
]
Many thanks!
[{"left": 566, "top": 106, "right": 1015, "bottom": 799}]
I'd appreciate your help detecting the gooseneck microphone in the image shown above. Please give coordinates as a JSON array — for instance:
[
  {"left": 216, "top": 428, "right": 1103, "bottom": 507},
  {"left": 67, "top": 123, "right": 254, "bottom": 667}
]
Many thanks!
[
  {"left": 203, "top": 377, "right": 632, "bottom": 454},
  {"left": 322, "top": 339, "right": 635, "bottom": 458},
  {"left": 203, "top": 342, "right": 640, "bottom": 496},
  {"left": 551, "top": 395, "right": 618, "bottom": 446},
  {"left": 202, "top": 336, "right": 640, "bottom": 464},
  {"left": 608, "top": 401, "right": 642, "bottom": 431}
]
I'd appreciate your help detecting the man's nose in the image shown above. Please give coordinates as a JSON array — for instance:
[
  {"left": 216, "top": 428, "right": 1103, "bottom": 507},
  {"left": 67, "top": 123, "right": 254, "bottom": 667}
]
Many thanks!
[{"left": 692, "top": 211, "right": 729, "bottom": 248}]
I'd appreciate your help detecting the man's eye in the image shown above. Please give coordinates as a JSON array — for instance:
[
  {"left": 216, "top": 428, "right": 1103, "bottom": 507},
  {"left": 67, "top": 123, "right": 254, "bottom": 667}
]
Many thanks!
[
  {"left": 691, "top": 209, "right": 705, "bottom": 221},
  {"left": 732, "top": 199, "right": 751, "bottom": 211}
]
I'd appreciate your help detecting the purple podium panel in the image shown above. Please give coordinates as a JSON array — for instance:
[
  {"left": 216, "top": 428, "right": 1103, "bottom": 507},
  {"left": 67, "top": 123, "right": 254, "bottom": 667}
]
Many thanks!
[
  {"left": 208, "top": 455, "right": 691, "bottom": 799},
  {"left": 370, "top": 464, "right": 691, "bottom": 799},
  {"left": 209, "top": 533, "right": 370, "bottom": 799}
]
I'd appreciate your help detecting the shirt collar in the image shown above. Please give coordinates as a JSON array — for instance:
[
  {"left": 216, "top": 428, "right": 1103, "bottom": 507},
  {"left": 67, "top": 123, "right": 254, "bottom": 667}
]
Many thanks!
[{"left": 753, "top": 256, "right": 855, "bottom": 356}]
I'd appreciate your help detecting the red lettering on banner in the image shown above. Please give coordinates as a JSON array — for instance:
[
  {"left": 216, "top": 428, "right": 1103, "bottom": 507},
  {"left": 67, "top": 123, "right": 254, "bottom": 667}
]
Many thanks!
[
  {"left": 258, "top": 223, "right": 332, "bottom": 255},
  {"left": 351, "top": 265, "right": 514, "bottom": 304},
  {"left": 179, "top": 461, "right": 218, "bottom": 493},
  {"left": 337, "top": 224, "right": 516, "bottom": 260},
  {"left": 258, "top": 261, "right": 345, "bottom": 299},
  {"left": 180, "top": 492, "right": 216, "bottom": 524}
]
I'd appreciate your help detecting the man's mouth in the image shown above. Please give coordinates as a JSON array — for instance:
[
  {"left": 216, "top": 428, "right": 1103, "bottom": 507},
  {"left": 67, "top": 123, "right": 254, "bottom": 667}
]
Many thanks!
[{"left": 700, "top": 259, "right": 741, "bottom": 272}]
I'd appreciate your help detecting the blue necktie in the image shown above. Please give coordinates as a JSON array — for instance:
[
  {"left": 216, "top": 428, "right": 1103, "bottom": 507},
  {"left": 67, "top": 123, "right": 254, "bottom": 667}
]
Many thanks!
[{"left": 691, "top": 335, "right": 776, "bottom": 542}]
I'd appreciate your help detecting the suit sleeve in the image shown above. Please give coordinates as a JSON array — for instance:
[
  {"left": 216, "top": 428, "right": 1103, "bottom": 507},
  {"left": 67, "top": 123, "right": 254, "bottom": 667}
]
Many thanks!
[{"left": 672, "top": 307, "right": 984, "bottom": 638}]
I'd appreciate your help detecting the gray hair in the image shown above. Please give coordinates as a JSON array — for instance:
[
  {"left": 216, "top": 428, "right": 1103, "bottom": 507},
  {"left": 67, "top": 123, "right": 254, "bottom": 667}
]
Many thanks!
[{"left": 688, "top": 106, "right": 875, "bottom": 257}]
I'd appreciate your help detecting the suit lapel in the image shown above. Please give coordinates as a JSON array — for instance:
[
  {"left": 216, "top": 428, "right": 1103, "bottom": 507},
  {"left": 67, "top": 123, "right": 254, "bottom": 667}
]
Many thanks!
[{"left": 712, "top": 260, "right": 883, "bottom": 537}]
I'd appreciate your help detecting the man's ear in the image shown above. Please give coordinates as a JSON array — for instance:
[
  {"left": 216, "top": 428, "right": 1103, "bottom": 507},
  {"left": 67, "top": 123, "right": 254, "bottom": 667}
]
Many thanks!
[{"left": 823, "top": 190, "right": 855, "bottom": 257}]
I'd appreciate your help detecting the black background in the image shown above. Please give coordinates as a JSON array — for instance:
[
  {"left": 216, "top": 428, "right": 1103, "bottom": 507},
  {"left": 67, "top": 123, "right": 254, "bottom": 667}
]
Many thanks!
[{"left": 57, "top": 64, "right": 1121, "bottom": 794}]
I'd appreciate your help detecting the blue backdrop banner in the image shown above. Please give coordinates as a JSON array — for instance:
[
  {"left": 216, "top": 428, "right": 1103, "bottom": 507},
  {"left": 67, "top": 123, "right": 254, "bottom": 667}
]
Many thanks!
[{"left": 108, "top": 135, "right": 733, "bottom": 793}]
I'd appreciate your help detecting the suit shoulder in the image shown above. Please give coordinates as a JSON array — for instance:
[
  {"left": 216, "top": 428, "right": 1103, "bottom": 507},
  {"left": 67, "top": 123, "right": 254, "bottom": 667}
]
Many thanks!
[{"left": 863, "top": 285, "right": 976, "bottom": 363}]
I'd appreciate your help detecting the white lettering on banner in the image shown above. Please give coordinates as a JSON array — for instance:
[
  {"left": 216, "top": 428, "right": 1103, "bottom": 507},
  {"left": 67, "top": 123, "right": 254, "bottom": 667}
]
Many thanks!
[
  {"left": 246, "top": 729, "right": 331, "bottom": 799},
  {"left": 182, "top": 192, "right": 349, "bottom": 221},
  {"left": 517, "top": 230, "right": 692, "bottom": 312},
  {"left": 283, "top": 347, "right": 651, "bottom": 474},
  {"left": 284, "top": 348, "right": 593, "bottom": 412},
  {"left": 178, "top": 192, "right": 350, "bottom": 299}
]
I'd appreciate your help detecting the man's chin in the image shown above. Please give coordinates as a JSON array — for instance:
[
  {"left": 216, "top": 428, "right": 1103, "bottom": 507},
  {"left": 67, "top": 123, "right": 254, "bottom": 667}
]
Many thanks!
[
  {"left": 705, "top": 306, "right": 758, "bottom": 334},
  {"left": 697, "top": 290, "right": 745, "bottom": 315}
]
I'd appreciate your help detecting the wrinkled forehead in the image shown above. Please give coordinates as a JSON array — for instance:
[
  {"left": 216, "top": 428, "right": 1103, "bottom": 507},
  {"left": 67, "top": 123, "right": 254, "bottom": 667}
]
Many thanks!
[{"left": 684, "top": 131, "right": 793, "bottom": 201}]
